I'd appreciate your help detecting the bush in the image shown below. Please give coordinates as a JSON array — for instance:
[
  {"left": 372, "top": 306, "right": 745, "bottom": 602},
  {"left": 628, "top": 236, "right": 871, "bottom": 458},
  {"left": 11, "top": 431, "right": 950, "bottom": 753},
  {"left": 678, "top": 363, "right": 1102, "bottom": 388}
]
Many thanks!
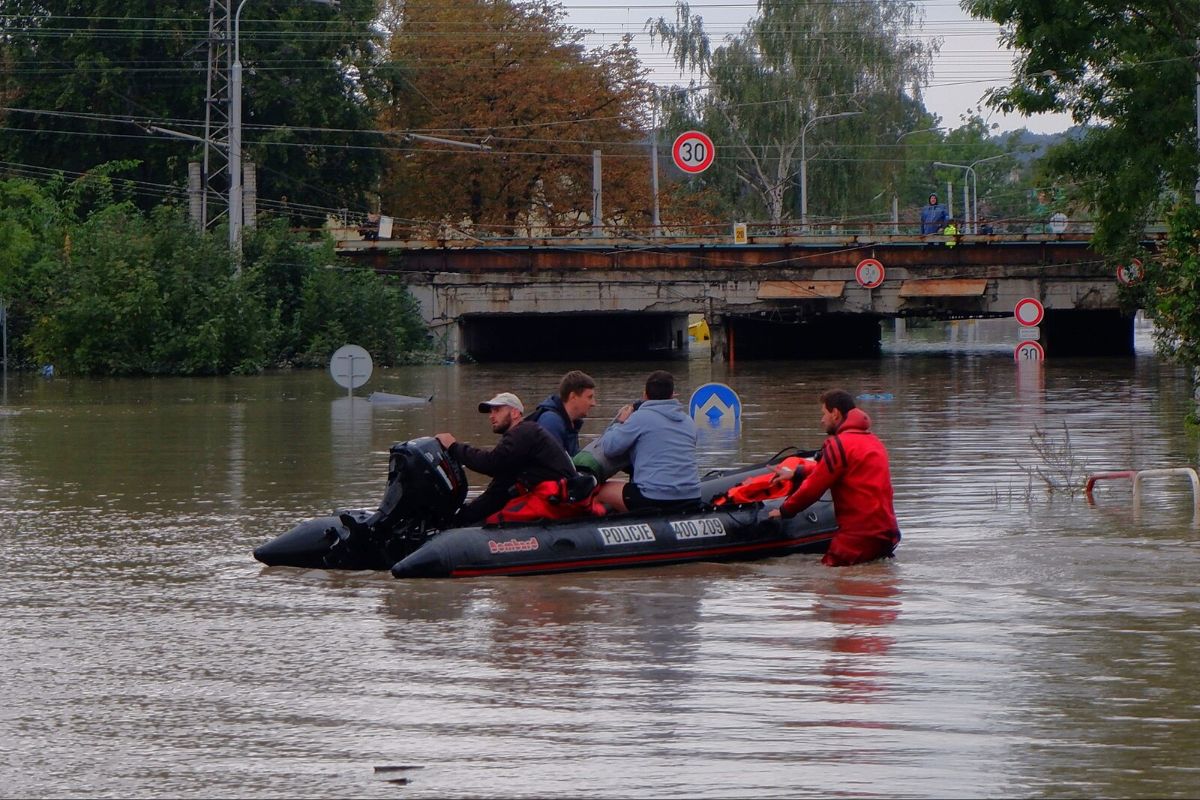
[{"left": 0, "top": 174, "right": 429, "bottom": 375}]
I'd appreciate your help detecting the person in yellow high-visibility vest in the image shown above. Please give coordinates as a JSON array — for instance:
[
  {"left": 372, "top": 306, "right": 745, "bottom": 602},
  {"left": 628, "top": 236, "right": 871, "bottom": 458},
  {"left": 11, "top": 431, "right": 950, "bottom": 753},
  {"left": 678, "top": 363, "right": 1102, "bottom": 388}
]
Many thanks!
[{"left": 943, "top": 219, "right": 958, "bottom": 248}]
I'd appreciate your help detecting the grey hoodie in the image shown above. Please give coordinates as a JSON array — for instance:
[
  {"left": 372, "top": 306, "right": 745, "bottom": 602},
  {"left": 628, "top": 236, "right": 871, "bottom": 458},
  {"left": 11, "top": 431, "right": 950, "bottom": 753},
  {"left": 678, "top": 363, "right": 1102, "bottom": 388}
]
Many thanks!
[{"left": 599, "top": 398, "right": 700, "bottom": 501}]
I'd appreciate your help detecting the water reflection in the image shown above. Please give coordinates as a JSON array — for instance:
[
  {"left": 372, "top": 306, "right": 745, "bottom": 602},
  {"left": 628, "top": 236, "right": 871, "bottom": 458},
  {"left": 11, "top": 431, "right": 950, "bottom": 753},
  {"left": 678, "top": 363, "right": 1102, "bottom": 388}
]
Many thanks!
[{"left": 812, "top": 568, "right": 901, "bottom": 706}]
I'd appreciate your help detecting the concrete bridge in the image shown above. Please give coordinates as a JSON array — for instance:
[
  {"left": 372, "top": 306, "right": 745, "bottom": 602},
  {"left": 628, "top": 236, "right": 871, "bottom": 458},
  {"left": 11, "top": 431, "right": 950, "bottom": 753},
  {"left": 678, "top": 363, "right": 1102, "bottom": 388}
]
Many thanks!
[{"left": 336, "top": 232, "right": 1158, "bottom": 362}]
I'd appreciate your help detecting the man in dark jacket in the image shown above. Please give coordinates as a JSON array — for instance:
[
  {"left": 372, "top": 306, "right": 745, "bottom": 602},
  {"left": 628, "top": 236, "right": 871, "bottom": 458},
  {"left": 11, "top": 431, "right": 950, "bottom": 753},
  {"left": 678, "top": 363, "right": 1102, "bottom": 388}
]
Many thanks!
[
  {"left": 530, "top": 370, "right": 596, "bottom": 456},
  {"left": 769, "top": 389, "right": 901, "bottom": 566},
  {"left": 435, "top": 392, "right": 577, "bottom": 526},
  {"left": 920, "top": 193, "right": 949, "bottom": 234}
]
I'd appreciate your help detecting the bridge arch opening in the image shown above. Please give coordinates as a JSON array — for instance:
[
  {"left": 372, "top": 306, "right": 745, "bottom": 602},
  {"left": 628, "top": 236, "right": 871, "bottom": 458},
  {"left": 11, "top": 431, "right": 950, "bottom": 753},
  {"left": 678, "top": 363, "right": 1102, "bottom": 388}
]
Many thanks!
[{"left": 458, "top": 313, "right": 689, "bottom": 362}]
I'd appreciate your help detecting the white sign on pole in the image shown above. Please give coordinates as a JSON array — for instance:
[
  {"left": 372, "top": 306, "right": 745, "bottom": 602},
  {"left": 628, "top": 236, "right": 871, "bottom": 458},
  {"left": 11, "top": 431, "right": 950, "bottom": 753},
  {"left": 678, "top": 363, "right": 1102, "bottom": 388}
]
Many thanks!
[
  {"left": 1048, "top": 212, "right": 1068, "bottom": 234},
  {"left": 1014, "top": 297, "right": 1045, "bottom": 327},
  {"left": 377, "top": 215, "right": 394, "bottom": 239},
  {"left": 1018, "top": 326, "right": 1041, "bottom": 341},
  {"left": 329, "top": 344, "right": 373, "bottom": 396}
]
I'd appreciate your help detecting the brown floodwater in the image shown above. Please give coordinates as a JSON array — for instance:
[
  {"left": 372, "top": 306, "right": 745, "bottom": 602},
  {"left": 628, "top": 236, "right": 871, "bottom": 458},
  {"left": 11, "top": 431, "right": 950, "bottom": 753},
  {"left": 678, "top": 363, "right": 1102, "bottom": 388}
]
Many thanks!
[{"left": 2, "top": 319, "right": 1198, "bottom": 798}]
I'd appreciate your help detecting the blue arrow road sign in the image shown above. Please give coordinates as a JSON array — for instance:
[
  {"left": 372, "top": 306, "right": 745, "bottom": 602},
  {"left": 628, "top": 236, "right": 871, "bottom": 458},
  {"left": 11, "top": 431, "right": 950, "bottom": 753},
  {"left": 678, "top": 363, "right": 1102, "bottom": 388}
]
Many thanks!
[{"left": 688, "top": 382, "right": 742, "bottom": 428}]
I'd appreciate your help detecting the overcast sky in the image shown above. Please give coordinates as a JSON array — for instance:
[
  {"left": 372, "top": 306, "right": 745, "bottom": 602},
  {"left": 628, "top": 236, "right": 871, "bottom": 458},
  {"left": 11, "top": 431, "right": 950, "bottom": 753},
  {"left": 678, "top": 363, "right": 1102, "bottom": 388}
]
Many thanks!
[{"left": 564, "top": 0, "right": 1074, "bottom": 135}]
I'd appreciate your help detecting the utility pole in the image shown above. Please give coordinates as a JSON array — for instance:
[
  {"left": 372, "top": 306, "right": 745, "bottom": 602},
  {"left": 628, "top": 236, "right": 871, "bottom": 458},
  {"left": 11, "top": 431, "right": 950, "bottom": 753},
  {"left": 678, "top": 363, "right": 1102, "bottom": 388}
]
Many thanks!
[
  {"left": 202, "top": 1, "right": 233, "bottom": 233},
  {"left": 592, "top": 150, "right": 603, "bottom": 237}
]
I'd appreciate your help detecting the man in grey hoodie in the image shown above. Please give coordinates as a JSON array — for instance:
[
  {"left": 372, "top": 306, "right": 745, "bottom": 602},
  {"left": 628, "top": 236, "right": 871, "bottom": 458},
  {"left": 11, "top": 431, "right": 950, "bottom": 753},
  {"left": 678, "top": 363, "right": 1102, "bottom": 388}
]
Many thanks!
[{"left": 595, "top": 370, "right": 701, "bottom": 513}]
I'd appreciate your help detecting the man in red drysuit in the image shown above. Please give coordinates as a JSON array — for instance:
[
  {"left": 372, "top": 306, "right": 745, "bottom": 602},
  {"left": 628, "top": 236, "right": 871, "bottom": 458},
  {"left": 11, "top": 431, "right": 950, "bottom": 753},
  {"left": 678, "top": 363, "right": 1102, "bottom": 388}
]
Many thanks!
[{"left": 768, "top": 389, "right": 901, "bottom": 566}]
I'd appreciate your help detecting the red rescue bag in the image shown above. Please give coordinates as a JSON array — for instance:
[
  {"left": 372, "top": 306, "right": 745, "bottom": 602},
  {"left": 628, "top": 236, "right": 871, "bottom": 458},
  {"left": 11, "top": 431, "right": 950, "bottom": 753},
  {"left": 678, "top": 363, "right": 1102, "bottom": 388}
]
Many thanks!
[{"left": 711, "top": 456, "right": 816, "bottom": 506}]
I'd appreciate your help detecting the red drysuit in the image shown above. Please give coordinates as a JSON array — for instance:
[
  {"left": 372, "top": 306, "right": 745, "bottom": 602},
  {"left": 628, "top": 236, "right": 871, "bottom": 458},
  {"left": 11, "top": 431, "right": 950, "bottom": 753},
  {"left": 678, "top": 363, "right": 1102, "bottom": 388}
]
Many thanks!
[{"left": 780, "top": 408, "right": 901, "bottom": 566}]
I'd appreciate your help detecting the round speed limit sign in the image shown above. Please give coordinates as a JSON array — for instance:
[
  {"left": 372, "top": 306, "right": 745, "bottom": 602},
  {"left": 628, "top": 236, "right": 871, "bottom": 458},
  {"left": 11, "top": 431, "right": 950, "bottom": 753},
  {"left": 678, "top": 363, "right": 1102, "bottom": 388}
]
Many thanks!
[
  {"left": 1014, "top": 340, "right": 1045, "bottom": 362},
  {"left": 1116, "top": 258, "right": 1143, "bottom": 285},
  {"left": 672, "top": 131, "right": 715, "bottom": 174},
  {"left": 855, "top": 258, "right": 885, "bottom": 289}
]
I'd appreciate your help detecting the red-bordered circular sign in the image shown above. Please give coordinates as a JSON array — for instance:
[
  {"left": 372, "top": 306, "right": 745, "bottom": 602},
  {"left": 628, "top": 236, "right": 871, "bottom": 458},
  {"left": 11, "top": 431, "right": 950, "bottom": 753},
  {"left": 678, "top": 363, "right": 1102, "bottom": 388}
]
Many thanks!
[
  {"left": 1014, "top": 340, "right": 1045, "bottom": 362},
  {"left": 1014, "top": 297, "right": 1045, "bottom": 327},
  {"left": 672, "top": 131, "right": 716, "bottom": 174},
  {"left": 855, "top": 258, "right": 885, "bottom": 289},
  {"left": 1116, "top": 258, "right": 1144, "bottom": 285}
]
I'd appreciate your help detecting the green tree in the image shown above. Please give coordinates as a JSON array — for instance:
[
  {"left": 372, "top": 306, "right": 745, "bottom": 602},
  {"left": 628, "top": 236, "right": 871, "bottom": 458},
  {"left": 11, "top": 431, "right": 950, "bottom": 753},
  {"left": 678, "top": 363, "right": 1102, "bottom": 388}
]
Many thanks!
[
  {"left": 963, "top": 1, "right": 1200, "bottom": 393},
  {"left": 0, "top": 171, "right": 429, "bottom": 375},
  {"left": 0, "top": 0, "right": 382, "bottom": 221},
  {"left": 649, "top": 0, "right": 937, "bottom": 226},
  {"left": 962, "top": 0, "right": 1196, "bottom": 250}
]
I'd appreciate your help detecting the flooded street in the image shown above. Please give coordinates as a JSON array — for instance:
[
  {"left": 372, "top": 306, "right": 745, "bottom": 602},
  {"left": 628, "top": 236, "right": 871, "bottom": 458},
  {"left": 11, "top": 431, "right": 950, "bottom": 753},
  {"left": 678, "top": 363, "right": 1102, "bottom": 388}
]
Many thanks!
[{"left": 2, "top": 320, "right": 1199, "bottom": 798}]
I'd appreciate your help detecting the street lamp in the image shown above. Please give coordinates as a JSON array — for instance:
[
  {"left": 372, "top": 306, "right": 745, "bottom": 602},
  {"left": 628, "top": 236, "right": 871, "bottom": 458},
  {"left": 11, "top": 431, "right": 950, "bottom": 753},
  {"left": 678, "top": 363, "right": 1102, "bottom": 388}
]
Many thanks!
[
  {"left": 934, "top": 154, "right": 1012, "bottom": 233},
  {"left": 932, "top": 161, "right": 971, "bottom": 231},
  {"left": 800, "top": 110, "right": 862, "bottom": 228},
  {"left": 230, "top": 0, "right": 339, "bottom": 263}
]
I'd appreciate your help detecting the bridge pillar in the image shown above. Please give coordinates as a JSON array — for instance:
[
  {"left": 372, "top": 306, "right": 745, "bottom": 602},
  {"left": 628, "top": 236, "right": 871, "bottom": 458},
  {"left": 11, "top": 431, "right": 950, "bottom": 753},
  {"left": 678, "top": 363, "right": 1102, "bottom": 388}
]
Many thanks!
[{"left": 1042, "top": 309, "right": 1135, "bottom": 357}]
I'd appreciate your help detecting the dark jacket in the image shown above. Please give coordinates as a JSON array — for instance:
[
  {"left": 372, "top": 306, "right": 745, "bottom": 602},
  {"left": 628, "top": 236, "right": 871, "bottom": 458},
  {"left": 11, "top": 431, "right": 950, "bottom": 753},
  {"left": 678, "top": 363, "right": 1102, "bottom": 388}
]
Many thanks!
[
  {"left": 448, "top": 419, "right": 577, "bottom": 525},
  {"left": 529, "top": 394, "right": 583, "bottom": 456},
  {"left": 920, "top": 202, "right": 949, "bottom": 234}
]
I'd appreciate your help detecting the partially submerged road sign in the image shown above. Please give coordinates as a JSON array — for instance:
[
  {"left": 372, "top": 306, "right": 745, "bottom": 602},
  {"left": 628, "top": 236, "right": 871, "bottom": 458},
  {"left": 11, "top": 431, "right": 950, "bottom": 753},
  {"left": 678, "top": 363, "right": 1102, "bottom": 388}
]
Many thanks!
[{"left": 688, "top": 382, "right": 741, "bottom": 428}]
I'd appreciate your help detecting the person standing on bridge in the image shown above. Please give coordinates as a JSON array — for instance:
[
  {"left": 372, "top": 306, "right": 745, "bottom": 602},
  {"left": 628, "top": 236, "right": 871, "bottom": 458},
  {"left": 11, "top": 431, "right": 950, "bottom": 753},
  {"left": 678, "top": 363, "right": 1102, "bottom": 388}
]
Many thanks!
[
  {"left": 768, "top": 389, "right": 900, "bottom": 566},
  {"left": 943, "top": 219, "right": 958, "bottom": 248},
  {"left": 920, "top": 192, "right": 949, "bottom": 234},
  {"left": 528, "top": 370, "right": 596, "bottom": 456}
]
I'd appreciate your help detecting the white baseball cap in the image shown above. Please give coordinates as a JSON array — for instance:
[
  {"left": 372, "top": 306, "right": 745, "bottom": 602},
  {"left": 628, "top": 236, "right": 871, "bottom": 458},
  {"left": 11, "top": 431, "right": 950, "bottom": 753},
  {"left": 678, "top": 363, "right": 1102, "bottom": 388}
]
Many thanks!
[{"left": 478, "top": 392, "right": 524, "bottom": 414}]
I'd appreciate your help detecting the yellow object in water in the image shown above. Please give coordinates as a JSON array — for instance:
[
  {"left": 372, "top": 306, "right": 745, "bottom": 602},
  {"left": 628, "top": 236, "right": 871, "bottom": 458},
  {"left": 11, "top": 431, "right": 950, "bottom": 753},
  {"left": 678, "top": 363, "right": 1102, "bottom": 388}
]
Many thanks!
[{"left": 688, "top": 318, "right": 711, "bottom": 341}]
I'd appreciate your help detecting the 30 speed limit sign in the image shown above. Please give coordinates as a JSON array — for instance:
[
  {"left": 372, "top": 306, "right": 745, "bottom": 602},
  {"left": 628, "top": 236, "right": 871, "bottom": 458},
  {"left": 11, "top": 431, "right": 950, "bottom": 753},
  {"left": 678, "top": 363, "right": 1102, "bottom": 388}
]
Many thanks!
[
  {"left": 672, "top": 131, "right": 715, "bottom": 174},
  {"left": 1014, "top": 340, "right": 1045, "bottom": 362},
  {"left": 855, "top": 258, "right": 885, "bottom": 289}
]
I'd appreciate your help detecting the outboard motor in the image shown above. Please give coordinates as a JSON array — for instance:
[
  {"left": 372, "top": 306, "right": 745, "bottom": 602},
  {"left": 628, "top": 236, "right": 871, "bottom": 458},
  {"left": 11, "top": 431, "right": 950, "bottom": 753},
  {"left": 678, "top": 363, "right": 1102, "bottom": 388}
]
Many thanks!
[
  {"left": 254, "top": 436, "right": 468, "bottom": 570},
  {"left": 355, "top": 436, "right": 468, "bottom": 536}
]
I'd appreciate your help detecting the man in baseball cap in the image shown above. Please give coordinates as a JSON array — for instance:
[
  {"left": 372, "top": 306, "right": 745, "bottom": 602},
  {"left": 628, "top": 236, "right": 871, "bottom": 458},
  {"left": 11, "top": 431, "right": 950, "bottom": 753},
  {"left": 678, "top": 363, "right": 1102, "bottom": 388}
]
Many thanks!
[
  {"left": 477, "top": 392, "right": 524, "bottom": 415},
  {"left": 435, "top": 390, "right": 575, "bottom": 526}
]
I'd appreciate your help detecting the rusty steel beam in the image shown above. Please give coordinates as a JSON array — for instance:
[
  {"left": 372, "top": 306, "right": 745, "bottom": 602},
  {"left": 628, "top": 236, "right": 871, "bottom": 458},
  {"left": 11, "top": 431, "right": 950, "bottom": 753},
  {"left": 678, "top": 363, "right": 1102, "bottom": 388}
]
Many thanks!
[{"left": 342, "top": 237, "right": 1121, "bottom": 277}]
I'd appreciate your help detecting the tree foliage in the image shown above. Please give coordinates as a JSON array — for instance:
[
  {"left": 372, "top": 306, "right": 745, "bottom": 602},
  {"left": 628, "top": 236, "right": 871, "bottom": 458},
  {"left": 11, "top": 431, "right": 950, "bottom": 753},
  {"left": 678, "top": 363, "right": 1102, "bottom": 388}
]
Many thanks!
[
  {"left": 963, "top": 0, "right": 1198, "bottom": 251},
  {"left": 0, "top": 0, "right": 382, "bottom": 221},
  {"left": 0, "top": 171, "right": 428, "bottom": 375},
  {"left": 649, "top": 0, "right": 937, "bottom": 225},
  {"left": 1144, "top": 202, "right": 1200, "bottom": 378},
  {"left": 375, "top": 0, "right": 659, "bottom": 234}
]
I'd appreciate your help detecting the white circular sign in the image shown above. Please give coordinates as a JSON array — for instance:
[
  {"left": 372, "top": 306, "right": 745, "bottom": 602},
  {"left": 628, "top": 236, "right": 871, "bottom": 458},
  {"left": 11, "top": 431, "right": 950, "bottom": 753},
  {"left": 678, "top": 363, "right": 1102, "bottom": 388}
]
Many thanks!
[
  {"left": 329, "top": 344, "right": 373, "bottom": 390},
  {"left": 1014, "top": 297, "right": 1045, "bottom": 327},
  {"left": 1014, "top": 340, "right": 1045, "bottom": 362},
  {"left": 1116, "top": 258, "right": 1143, "bottom": 285},
  {"left": 1048, "top": 212, "right": 1068, "bottom": 234},
  {"left": 672, "top": 131, "right": 715, "bottom": 174},
  {"left": 855, "top": 258, "right": 885, "bottom": 289}
]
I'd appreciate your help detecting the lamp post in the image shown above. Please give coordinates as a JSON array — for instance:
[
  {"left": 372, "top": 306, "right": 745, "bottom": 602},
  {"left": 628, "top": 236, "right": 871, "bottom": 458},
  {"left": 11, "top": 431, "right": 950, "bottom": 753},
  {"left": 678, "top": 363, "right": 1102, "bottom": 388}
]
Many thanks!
[
  {"left": 935, "top": 155, "right": 1012, "bottom": 233},
  {"left": 891, "top": 127, "right": 943, "bottom": 231},
  {"left": 230, "top": 0, "right": 339, "bottom": 265},
  {"left": 966, "top": 153, "right": 1011, "bottom": 233},
  {"left": 800, "top": 110, "right": 862, "bottom": 228},
  {"left": 933, "top": 160, "right": 973, "bottom": 232}
]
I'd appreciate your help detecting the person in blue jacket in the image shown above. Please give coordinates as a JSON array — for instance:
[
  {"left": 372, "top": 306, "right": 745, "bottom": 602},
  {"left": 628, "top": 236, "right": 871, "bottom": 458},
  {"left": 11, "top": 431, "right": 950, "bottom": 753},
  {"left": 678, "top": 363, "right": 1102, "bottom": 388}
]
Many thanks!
[
  {"left": 594, "top": 370, "right": 701, "bottom": 513},
  {"left": 920, "top": 192, "right": 949, "bottom": 234},
  {"left": 528, "top": 370, "right": 596, "bottom": 456}
]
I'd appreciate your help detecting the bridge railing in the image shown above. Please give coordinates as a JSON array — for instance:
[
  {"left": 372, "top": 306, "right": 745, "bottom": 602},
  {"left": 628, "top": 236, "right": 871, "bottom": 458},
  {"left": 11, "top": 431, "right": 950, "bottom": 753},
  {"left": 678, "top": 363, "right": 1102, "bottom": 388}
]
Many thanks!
[{"left": 330, "top": 215, "right": 1170, "bottom": 248}]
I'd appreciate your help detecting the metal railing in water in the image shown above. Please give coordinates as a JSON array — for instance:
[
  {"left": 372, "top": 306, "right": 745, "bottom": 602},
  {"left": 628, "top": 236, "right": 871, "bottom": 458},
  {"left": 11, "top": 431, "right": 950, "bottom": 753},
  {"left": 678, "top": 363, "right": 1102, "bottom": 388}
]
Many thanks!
[{"left": 1086, "top": 468, "right": 1200, "bottom": 523}]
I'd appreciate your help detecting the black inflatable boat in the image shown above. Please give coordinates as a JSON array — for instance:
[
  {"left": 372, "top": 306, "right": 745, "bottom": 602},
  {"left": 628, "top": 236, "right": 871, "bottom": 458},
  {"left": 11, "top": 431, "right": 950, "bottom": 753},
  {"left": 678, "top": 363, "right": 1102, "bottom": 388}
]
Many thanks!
[{"left": 253, "top": 436, "right": 838, "bottom": 578}]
